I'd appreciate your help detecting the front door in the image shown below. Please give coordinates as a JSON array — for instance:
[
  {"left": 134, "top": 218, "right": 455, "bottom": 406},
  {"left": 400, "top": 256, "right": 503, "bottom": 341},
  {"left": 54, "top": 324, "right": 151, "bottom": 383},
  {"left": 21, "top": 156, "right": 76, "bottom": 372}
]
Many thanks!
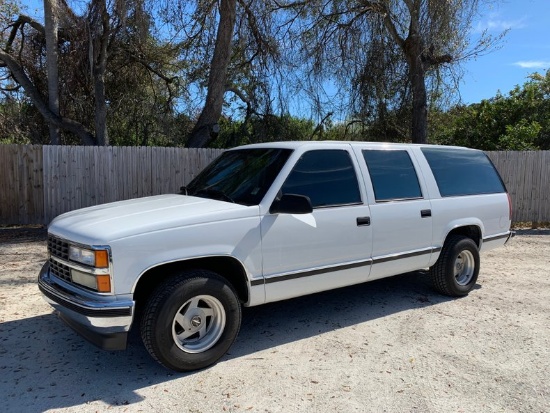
[{"left": 260, "top": 148, "right": 373, "bottom": 303}]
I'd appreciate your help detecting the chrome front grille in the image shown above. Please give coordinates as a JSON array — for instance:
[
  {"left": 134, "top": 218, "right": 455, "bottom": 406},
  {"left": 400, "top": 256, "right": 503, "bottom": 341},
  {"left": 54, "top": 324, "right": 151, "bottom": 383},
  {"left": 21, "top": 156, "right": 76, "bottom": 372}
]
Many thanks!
[
  {"left": 48, "top": 235, "right": 69, "bottom": 261},
  {"left": 48, "top": 235, "right": 72, "bottom": 283},
  {"left": 49, "top": 258, "right": 71, "bottom": 282}
]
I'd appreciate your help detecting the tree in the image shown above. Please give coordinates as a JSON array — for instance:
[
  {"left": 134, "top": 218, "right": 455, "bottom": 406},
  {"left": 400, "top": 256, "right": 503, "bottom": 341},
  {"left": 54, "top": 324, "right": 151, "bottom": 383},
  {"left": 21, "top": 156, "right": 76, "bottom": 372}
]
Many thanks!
[
  {"left": 1, "top": 3, "right": 97, "bottom": 144},
  {"left": 276, "top": 0, "right": 504, "bottom": 143},
  {"left": 1, "top": 0, "right": 179, "bottom": 145},
  {"left": 158, "top": 0, "right": 284, "bottom": 147}
]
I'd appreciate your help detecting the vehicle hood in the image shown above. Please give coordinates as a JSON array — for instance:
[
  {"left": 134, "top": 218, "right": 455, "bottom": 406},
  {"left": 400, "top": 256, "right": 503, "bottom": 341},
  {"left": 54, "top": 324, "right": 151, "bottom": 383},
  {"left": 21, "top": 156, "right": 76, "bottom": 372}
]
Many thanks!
[{"left": 48, "top": 194, "right": 258, "bottom": 245}]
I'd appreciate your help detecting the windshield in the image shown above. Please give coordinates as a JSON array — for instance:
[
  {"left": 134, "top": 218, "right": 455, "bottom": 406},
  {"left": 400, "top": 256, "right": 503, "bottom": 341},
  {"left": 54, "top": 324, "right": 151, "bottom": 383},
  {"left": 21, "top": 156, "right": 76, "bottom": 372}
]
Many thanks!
[{"left": 185, "top": 148, "right": 293, "bottom": 206}]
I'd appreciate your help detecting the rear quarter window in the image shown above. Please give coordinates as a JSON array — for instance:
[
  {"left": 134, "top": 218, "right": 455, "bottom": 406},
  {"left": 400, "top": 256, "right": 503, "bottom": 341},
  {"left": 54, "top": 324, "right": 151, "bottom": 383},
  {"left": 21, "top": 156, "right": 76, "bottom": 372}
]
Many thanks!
[{"left": 421, "top": 147, "right": 506, "bottom": 197}]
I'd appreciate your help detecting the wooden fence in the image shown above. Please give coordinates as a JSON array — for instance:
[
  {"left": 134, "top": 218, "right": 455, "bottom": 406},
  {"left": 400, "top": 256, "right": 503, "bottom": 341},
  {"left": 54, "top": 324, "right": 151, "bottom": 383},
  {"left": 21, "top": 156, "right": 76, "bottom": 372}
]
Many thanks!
[
  {"left": 1, "top": 145, "right": 223, "bottom": 225},
  {"left": 486, "top": 151, "right": 550, "bottom": 225},
  {"left": 0, "top": 145, "right": 549, "bottom": 225}
]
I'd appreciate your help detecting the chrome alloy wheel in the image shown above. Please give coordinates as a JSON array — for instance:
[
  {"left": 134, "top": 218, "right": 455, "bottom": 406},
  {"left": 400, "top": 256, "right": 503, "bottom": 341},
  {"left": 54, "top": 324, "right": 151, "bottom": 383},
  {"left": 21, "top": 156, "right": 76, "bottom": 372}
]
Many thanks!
[
  {"left": 454, "top": 250, "right": 476, "bottom": 286},
  {"left": 172, "top": 295, "right": 226, "bottom": 353}
]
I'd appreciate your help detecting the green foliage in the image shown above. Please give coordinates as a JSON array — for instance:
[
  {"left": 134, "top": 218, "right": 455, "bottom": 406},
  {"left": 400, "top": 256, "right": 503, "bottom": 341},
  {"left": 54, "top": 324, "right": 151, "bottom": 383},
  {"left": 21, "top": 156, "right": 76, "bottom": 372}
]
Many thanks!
[
  {"left": 430, "top": 70, "right": 550, "bottom": 150},
  {"left": 211, "top": 115, "right": 316, "bottom": 148},
  {"left": 0, "top": 99, "right": 47, "bottom": 144},
  {"left": 321, "top": 115, "right": 411, "bottom": 143},
  {"left": 500, "top": 119, "right": 541, "bottom": 150}
]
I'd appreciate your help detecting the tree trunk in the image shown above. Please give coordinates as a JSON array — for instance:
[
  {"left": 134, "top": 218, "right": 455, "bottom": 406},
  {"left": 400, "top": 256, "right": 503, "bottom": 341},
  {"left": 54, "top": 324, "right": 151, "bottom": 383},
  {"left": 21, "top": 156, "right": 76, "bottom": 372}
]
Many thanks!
[
  {"left": 44, "top": 0, "right": 60, "bottom": 144},
  {"left": 402, "top": 10, "right": 428, "bottom": 145},
  {"left": 379, "top": 1, "right": 429, "bottom": 144},
  {"left": 408, "top": 57, "right": 428, "bottom": 144},
  {"left": 93, "top": 66, "right": 109, "bottom": 145},
  {"left": 89, "top": 0, "right": 110, "bottom": 146},
  {"left": 186, "top": 0, "right": 237, "bottom": 148}
]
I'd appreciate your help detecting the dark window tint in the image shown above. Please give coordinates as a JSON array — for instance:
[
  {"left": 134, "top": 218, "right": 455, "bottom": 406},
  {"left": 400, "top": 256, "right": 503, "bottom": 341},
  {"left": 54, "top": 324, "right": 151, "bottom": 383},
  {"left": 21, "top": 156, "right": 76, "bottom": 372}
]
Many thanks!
[
  {"left": 186, "top": 148, "right": 292, "bottom": 205},
  {"left": 421, "top": 147, "right": 505, "bottom": 196},
  {"left": 281, "top": 150, "right": 361, "bottom": 208},
  {"left": 362, "top": 150, "right": 422, "bottom": 201}
]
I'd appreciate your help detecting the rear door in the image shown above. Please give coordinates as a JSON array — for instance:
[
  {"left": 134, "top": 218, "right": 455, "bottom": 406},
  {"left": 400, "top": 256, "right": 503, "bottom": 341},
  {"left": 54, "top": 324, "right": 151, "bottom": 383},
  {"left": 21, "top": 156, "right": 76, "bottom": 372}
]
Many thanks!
[{"left": 352, "top": 146, "right": 435, "bottom": 280}]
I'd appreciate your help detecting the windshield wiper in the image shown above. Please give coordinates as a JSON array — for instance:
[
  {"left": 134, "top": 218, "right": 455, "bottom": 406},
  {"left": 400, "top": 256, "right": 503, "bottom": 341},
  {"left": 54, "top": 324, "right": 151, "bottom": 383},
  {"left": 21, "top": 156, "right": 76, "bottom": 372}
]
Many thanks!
[{"left": 193, "top": 188, "right": 235, "bottom": 203}]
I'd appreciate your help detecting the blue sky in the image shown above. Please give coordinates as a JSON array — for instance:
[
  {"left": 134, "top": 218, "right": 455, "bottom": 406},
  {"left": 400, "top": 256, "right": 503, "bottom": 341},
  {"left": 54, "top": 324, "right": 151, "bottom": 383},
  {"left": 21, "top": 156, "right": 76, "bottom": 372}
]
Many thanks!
[
  {"left": 18, "top": 0, "right": 550, "bottom": 106},
  {"left": 461, "top": 0, "right": 550, "bottom": 103}
]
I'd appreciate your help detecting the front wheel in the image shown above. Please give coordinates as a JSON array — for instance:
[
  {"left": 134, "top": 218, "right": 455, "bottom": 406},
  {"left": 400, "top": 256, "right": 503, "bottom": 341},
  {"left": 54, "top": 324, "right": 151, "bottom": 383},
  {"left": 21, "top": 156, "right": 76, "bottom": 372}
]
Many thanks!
[
  {"left": 430, "top": 235, "right": 480, "bottom": 297},
  {"left": 141, "top": 270, "right": 241, "bottom": 371}
]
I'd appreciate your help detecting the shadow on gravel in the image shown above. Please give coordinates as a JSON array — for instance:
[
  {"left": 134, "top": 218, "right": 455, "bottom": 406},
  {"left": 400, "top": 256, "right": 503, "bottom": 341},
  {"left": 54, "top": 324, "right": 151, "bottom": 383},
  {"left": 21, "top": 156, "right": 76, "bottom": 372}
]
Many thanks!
[
  {"left": 513, "top": 228, "right": 550, "bottom": 236},
  {"left": 2, "top": 312, "right": 164, "bottom": 412},
  {"left": 1, "top": 270, "right": 458, "bottom": 412},
  {"left": 232, "top": 270, "right": 455, "bottom": 359}
]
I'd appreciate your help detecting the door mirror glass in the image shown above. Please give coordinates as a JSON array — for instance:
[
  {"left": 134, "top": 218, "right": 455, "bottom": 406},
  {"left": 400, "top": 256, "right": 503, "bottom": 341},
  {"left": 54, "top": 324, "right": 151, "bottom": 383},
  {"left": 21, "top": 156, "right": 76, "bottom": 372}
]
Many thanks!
[{"left": 270, "top": 194, "right": 313, "bottom": 214}]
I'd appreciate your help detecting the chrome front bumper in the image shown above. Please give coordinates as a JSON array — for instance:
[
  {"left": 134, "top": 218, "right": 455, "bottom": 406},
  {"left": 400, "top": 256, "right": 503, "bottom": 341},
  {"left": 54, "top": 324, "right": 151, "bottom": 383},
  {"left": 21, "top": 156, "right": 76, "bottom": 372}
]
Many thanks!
[{"left": 38, "top": 262, "right": 134, "bottom": 351}]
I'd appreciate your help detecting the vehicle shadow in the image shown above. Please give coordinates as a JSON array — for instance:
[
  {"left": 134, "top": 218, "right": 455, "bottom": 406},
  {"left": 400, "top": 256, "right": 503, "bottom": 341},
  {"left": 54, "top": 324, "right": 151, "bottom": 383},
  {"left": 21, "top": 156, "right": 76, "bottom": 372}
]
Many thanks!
[
  {"left": 1, "top": 270, "right": 455, "bottom": 412},
  {"left": 231, "top": 270, "right": 453, "bottom": 358}
]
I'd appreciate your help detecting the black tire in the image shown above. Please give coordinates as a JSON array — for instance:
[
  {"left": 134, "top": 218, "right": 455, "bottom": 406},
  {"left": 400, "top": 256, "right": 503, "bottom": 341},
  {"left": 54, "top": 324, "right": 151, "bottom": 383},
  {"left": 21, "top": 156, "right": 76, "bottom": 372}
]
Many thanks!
[
  {"left": 430, "top": 235, "right": 480, "bottom": 297},
  {"left": 140, "top": 270, "right": 241, "bottom": 372}
]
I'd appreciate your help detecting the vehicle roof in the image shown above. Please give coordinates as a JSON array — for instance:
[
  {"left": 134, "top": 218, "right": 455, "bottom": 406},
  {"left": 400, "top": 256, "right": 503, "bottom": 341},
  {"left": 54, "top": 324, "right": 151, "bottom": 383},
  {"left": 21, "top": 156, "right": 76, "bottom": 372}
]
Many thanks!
[{"left": 232, "top": 141, "right": 478, "bottom": 151}]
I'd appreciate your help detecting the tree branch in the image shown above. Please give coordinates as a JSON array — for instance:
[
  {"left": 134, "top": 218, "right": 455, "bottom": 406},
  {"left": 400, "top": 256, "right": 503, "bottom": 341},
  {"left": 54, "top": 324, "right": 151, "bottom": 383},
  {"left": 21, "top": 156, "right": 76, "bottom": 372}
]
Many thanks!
[
  {"left": 310, "top": 111, "right": 333, "bottom": 140},
  {"left": 355, "top": 1, "right": 406, "bottom": 49},
  {"left": 271, "top": 1, "right": 307, "bottom": 10},
  {"left": 226, "top": 85, "right": 253, "bottom": 117},
  {"left": 6, "top": 14, "right": 72, "bottom": 51}
]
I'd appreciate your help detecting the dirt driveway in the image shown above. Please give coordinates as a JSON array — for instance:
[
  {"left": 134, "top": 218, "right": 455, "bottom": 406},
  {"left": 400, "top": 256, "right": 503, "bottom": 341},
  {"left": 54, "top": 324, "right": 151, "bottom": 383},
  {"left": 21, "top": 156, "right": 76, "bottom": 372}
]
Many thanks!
[{"left": 1, "top": 227, "right": 549, "bottom": 413}]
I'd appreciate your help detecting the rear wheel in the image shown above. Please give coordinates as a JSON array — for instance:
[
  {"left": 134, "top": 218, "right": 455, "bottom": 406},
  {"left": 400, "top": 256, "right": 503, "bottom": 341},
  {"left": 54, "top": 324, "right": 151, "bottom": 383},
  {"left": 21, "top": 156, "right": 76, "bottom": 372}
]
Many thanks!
[
  {"left": 430, "top": 235, "right": 480, "bottom": 297},
  {"left": 141, "top": 270, "right": 241, "bottom": 371}
]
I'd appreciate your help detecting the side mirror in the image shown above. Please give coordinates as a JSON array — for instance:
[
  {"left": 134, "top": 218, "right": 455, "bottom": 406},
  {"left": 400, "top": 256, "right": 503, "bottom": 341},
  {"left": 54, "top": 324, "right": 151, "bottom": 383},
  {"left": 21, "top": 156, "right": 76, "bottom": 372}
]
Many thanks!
[{"left": 270, "top": 194, "right": 313, "bottom": 214}]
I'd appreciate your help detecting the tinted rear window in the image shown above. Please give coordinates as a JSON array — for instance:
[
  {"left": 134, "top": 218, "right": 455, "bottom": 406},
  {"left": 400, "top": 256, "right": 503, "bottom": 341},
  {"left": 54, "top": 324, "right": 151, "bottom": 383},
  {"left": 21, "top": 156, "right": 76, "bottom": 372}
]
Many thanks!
[
  {"left": 362, "top": 150, "right": 423, "bottom": 202},
  {"left": 421, "top": 147, "right": 505, "bottom": 197}
]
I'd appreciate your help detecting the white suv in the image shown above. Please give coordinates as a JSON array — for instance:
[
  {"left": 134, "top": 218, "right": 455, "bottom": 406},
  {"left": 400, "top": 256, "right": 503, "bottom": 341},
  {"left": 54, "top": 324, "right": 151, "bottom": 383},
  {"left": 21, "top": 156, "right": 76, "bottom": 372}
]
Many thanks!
[{"left": 39, "top": 141, "right": 514, "bottom": 371}]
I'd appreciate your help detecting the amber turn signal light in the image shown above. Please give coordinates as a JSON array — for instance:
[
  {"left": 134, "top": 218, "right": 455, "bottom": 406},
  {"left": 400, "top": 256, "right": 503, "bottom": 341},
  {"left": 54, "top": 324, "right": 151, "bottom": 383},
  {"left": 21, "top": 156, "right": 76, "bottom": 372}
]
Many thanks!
[{"left": 95, "top": 250, "right": 109, "bottom": 268}]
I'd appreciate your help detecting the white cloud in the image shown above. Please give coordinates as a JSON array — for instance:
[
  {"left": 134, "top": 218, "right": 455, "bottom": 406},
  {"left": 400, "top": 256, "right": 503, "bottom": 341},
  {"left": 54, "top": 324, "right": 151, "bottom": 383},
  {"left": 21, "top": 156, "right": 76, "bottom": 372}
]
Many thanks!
[
  {"left": 513, "top": 61, "right": 550, "bottom": 69},
  {"left": 474, "top": 13, "right": 526, "bottom": 33}
]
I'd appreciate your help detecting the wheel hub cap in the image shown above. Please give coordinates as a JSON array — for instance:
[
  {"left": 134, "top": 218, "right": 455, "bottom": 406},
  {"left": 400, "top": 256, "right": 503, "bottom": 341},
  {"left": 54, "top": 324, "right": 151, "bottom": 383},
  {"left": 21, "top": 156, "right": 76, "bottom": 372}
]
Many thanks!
[
  {"left": 454, "top": 251, "right": 475, "bottom": 286},
  {"left": 191, "top": 315, "right": 202, "bottom": 327},
  {"left": 172, "top": 295, "right": 227, "bottom": 354}
]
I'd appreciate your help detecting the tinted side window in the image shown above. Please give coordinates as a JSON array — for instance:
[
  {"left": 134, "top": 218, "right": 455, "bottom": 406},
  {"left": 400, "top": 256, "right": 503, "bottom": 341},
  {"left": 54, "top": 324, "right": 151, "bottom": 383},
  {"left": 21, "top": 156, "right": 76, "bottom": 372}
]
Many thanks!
[
  {"left": 362, "top": 150, "right": 422, "bottom": 202},
  {"left": 281, "top": 150, "right": 361, "bottom": 208},
  {"left": 421, "top": 148, "right": 505, "bottom": 196}
]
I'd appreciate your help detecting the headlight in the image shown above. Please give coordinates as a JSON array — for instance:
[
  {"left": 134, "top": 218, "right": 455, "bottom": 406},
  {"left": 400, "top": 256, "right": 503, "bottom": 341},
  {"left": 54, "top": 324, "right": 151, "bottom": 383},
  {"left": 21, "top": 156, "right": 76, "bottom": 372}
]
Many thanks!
[{"left": 68, "top": 246, "right": 109, "bottom": 268}]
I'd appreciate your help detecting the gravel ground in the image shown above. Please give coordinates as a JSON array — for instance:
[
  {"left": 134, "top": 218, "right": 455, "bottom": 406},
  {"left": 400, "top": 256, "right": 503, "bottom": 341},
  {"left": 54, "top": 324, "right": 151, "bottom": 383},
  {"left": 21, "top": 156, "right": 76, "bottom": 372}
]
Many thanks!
[{"left": 0, "top": 227, "right": 549, "bottom": 413}]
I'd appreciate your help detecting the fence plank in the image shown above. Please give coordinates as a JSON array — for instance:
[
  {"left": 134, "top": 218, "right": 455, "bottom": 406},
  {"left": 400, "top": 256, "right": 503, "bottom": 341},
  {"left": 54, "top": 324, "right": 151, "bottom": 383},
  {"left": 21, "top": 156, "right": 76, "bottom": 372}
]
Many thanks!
[{"left": 0, "top": 145, "right": 43, "bottom": 225}]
